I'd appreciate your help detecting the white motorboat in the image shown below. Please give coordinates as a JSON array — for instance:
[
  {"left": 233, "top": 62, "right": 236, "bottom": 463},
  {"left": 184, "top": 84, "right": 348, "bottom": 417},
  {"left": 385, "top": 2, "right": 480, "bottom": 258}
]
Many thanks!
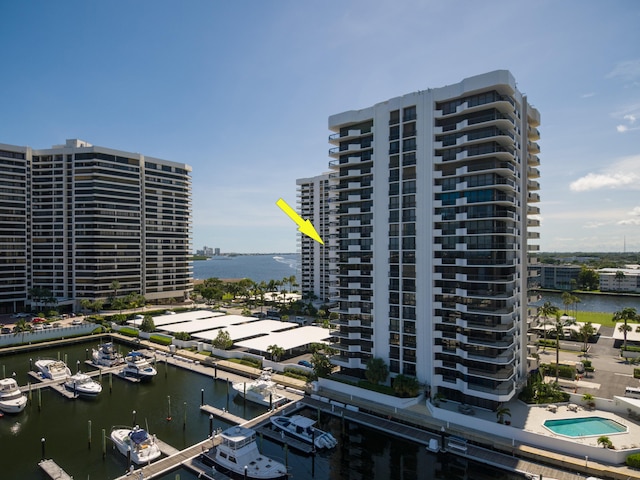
[
  {"left": 0, "top": 378, "right": 28, "bottom": 413},
  {"left": 232, "top": 368, "right": 287, "bottom": 408},
  {"left": 110, "top": 425, "right": 161, "bottom": 464},
  {"left": 64, "top": 373, "right": 102, "bottom": 397},
  {"left": 92, "top": 342, "right": 124, "bottom": 367},
  {"left": 35, "top": 359, "right": 71, "bottom": 381},
  {"left": 122, "top": 351, "right": 157, "bottom": 381},
  {"left": 270, "top": 414, "right": 338, "bottom": 449},
  {"left": 200, "top": 426, "right": 288, "bottom": 479}
]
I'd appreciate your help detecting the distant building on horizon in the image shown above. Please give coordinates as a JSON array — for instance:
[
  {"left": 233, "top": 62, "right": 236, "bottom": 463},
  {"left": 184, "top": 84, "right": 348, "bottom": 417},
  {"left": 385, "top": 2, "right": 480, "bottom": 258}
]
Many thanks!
[
  {"left": 0, "top": 139, "right": 193, "bottom": 314},
  {"left": 304, "top": 70, "right": 541, "bottom": 410}
]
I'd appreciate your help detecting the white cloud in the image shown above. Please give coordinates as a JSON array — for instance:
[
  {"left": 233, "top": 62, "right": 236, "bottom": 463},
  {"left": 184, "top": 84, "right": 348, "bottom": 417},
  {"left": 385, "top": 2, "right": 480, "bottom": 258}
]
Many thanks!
[
  {"left": 583, "top": 221, "right": 607, "bottom": 229},
  {"left": 569, "top": 155, "right": 640, "bottom": 191},
  {"left": 618, "top": 218, "right": 640, "bottom": 226},
  {"left": 581, "top": 92, "right": 595, "bottom": 98},
  {"left": 628, "top": 206, "right": 640, "bottom": 216},
  {"left": 624, "top": 114, "right": 637, "bottom": 123},
  {"left": 617, "top": 125, "right": 628, "bottom": 133},
  {"left": 606, "top": 59, "right": 640, "bottom": 82}
]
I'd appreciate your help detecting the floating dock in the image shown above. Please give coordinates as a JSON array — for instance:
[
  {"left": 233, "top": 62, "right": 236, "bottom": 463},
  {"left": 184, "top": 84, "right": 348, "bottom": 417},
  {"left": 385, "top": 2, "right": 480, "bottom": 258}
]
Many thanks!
[
  {"left": 200, "top": 404, "right": 246, "bottom": 426},
  {"left": 38, "top": 459, "right": 73, "bottom": 480}
]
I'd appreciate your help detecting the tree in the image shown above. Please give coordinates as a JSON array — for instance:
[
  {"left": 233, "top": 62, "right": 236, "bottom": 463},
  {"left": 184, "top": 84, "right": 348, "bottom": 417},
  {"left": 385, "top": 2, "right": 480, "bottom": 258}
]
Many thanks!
[
  {"left": 110, "top": 280, "right": 121, "bottom": 300},
  {"left": 496, "top": 406, "right": 511, "bottom": 424},
  {"left": 311, "top": 352, "right": 332, "bottom": 378},
  {"left": 112, "top": 297, "right": 127, "bottom": 314},
  {"left": 578, "top": 322, "right": 596, "bottom": 355},
  {"left": 13, "top": 318, "right": 31, "bottom": 344},
  {"left": 140, "top": 315, "right": 155, "bottom": 333},
  {"left": 392, "top": 374, "right": 420, "bottom": 397},
  {"left": 365, "top": 357, "right": 389, "bottom": 385},
  {"left": 613, "top": 307, "right": 637, "bottom": 352},
  {"left": 211, "top": 330, "right": 233, "bottom": 350},
  {"left": 80, "top": 299, "right": 92, "bottom": 314},
  {"left": 597, "top": 435, "right": 613, "bottom": 449},
  {"left": 536, "top": 302, "right": 558, "bottom": 351},
  {"left": 552, "top": 312, "right": 576, "bottom": 383},
  {"left": 267, "top": 344, "right": 285, "bottom": 362},
  {"left": 615, "top": 270, "right": 626, "bottom": 291},
  {"left": 577, "top": 266, "right": 599, "bottom": 290},
  {"left": 561, "top": 291, "right": 573, "bottom": 314}
]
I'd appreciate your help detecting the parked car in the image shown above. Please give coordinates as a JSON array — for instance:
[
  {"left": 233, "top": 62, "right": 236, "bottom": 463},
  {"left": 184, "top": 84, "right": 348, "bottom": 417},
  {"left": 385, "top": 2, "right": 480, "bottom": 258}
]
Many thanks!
[
  {"left": 32, "top": 317, "right": 46, "bottom": 323},
  {"left": 71, "top": 319, "right": 83, "bottom": 325},
  {"left": 1, "top": 327, "right": 12, "bottom": 334},
  {"left": 43, "top": 323, "right": 53, "bottom": 329},
  {"left": 32, "top": 325, "right": 44, "bottom": 331},
  {"left": 298, "top": 360, "right": 312, "bottom": 368}
]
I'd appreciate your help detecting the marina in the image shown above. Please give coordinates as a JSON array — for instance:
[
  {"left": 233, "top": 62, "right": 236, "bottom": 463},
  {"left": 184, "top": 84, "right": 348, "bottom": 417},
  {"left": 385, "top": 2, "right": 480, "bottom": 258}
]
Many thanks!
[{"left": 0, "top": 337, "right": 625, "bottom": 479}]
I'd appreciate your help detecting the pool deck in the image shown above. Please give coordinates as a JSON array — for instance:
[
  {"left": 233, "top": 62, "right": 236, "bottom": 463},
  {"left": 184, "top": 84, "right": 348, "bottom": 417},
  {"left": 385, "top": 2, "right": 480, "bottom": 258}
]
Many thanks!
[{"left": 518, "top": 402, "right": 640, "bottom": 449}]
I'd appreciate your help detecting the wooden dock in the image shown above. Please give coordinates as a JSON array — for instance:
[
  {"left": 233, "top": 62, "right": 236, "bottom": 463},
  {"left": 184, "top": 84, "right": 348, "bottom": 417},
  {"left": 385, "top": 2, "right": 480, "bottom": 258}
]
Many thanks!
[
  {"left": 38, "top": 459, "right": 73, "bottom": 480},
  {"left": 200, "top": 404, "right": 247, "bottom": 425}
]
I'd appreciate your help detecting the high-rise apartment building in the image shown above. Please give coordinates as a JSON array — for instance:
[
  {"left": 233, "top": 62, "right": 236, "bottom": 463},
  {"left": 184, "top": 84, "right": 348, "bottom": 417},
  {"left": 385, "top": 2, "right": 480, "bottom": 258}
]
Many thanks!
[
  {"left": 297, "top": 173, "right": 333, "bottom": 302},
  {"left": 326, "top": 70, "right": 540, "bottom": 409},
  {"left": 0, "top": 139, "right": 193, "bottom": 314}
]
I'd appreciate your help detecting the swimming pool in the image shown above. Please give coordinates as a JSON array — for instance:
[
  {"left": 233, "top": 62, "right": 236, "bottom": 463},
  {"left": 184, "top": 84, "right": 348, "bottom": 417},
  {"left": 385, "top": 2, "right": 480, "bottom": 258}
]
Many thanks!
[{"left": 543, "top": 416, "right": 628, "bottom": 437}]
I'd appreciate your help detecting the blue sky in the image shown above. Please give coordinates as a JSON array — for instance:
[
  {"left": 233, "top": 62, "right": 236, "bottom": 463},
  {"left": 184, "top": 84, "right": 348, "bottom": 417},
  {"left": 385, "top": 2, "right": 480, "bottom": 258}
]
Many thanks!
[{"left": 2, "top": 1, "right": 640, "bottom": 253}]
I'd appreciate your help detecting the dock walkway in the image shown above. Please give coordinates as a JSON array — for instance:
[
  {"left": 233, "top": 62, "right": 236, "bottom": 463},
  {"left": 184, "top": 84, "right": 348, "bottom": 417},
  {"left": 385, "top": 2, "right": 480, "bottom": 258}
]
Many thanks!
[
  {"left": 38, "top": 459, "right": 73, "bottom": 480},
  {"left": 200, "top": 404, "right": 247, "bottom": 426}
]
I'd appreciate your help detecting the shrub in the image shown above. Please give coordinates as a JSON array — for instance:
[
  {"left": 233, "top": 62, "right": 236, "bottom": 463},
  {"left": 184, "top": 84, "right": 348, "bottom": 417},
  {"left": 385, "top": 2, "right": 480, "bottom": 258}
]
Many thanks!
[
  {"left": 622, "top": 345, "right": 640, "bottom": 353},
  {"left": 149, "top": 334, "right": 172, "bottom": 346},
  {"left": 634, "top": 368, "right": 640, "bottom": 379},
  {"left": 537, "top": 339, "right": 557, "bottom": 347},
  {"left": 282, "top": 368, "right": 312, "bottom": 381},
  {"left": 543, "top": 364, "right": 575, "bottom": 379},
  {"left": 174, "top": 332, "right": 191, "bottom": 341},
  {"left": 118, "top": 327, "right": 139, "bottom": 337},
  {"left": 627, "top": 453, "right": 640, "bottom": 468}
]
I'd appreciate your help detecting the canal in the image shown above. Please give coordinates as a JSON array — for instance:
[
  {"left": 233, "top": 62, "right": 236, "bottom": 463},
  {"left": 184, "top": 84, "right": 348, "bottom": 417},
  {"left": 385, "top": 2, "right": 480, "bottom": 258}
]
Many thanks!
[
  {"left": 0, "top": 339, "right": 524, "bottom": 479},
  {"left": 535, "top": 291, "right": 640, "bottom": 313}
]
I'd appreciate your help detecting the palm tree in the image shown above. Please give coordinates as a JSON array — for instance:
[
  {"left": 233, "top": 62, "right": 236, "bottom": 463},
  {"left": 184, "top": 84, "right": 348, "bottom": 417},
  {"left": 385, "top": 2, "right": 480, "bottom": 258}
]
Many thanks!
[
  {"left": 615, "top": 270, "right": 625, "bottom": 292},
  {"left": 597, "top": 435, "right": 613, "bottom": 449},
  {"left": 267, "top": 344, "right": 285, "bottom": 362},
  {"left": 13, "top": 318, "right": 32, "bottom": 343},
  {"left": 553, "top": 312, "right": 576, "bottom": 383},
  {"left": 496, "top": 406, "right": 511, "bottom": 424},
  {"left": 536, "top": 302, "right": 558, "bottom": 351},
  {"left": 613, "top": 307, "right": 637, "bottom": 352},
  {"left": 561, "top": 291, "right": 573, "bottom": 315},
  {"left": 579, "top": 322, "right": 596, "bottom": 356},
  {"left": 110, "top": 280, "right": 121, "bottom": 300}
]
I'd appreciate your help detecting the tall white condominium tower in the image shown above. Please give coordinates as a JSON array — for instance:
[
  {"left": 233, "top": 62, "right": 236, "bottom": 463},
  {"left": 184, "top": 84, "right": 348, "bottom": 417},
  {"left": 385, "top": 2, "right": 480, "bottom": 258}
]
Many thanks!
[
  {"left": 0, "top": 139, "right": 193, "bottom": 314},
  {"left": 327, "top": 71, "right": 541, "bottom": 409},
  {"left": 297, "top": 173, "right": 333, "bottom": 303}
]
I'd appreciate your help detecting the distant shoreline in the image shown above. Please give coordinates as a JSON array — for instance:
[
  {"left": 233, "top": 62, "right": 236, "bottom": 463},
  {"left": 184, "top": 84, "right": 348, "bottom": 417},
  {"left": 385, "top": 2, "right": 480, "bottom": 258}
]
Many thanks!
[{"left": 193, "top": 253, "right": 295, "bottom": 260}]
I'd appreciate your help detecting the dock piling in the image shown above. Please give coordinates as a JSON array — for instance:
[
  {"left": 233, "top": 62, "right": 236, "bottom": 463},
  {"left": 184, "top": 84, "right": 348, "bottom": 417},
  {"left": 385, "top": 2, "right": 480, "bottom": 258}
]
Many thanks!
[
  {"left": 88, "top": 420, "right": 92, "bottom": 449},
  {"left": 41, "top": 437, "right": 45, "bottom": 460},
  {"left": 102, "top": 429, "right": 106, "bottom": 458}
]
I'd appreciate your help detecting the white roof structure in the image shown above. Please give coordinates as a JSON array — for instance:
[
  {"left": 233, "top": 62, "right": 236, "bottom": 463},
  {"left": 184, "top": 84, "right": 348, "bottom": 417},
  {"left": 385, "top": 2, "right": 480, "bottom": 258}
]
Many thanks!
[
  {"left": 193, "top": 319, "right": 297, "bottom": 341},
  {"left": 127, "top": 310, "right": 224, "bottom": 327},
  {"left": 159, "top": 315, "right": 247, "bottom": 333},
  {"left": 235, "top": 325, "right": 333, "bottom": 352},
  {"left": 612, "top": 322, "right": 640, "bottom": 342}
]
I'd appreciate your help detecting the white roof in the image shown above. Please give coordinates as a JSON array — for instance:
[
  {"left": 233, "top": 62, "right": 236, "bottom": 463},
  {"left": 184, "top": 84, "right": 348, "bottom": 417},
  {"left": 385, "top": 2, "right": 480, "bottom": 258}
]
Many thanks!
[
  {"left": 159, "top": 314, "right": 253, "bottom": 334},
  {"left": 193, "top": 319, "right": 297, "bottom": 341},
  {"left": 127, "top": 310, "right": 225, "bottom": 327},
  {"left": 612, "top": 322, "right": 640, "bottom": 342},
  {"left": 235, "top": 325, "right": 333, "bottom": 352}
]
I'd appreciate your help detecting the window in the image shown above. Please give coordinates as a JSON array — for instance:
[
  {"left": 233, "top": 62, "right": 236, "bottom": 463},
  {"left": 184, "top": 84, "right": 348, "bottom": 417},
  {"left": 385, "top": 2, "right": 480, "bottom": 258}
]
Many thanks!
[
  {"left": 389, "top": 125, "right": 400, "bottom": 141},
  {"left": 389, "top": 155, "right": 400, "bottom": 168},
  {"left": 389, "top": 141, "right": 400, "bottom": 155},
  {"left": 403, "top": 138, "right": 417, "bottom": 152},
  {"left": 403, "top": 180, "right": 416, "bottom": 194},
  {"left": 389, "top": 182, "right": 399, "bottom": 195},
  {"left": 389, "top": 110, "right": 400, "bottom": 125},
  {"left": 403, "top": 106, "right": 416, "bottom": 122},
  {"left": 403, "top": 152, "right": 416, "bottom": 166},
  {"left": 403, "top": 122, "right": 417, "bottom": 138}
]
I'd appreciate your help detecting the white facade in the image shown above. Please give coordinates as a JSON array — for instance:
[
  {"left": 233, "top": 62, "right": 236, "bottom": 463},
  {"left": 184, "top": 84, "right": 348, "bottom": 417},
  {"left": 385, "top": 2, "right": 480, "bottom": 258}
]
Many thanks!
[
  {"left": 599, "top": 267, "right": 640, "bottom": 293},
  {"left": 0, "top": 139, "right": 193, "bottom": 313},
  {"left": 296, "top": 173, "right": 333, "bottom": 302},
  {"left": 327, "top": 70, "right": 540, "bottom": 409}
]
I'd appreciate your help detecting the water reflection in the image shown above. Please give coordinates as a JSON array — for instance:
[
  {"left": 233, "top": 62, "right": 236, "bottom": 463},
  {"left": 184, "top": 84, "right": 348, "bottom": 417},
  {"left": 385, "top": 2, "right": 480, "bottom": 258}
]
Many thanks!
[{"left": 1, "top": 339, "right": 525, "bottom": 479}]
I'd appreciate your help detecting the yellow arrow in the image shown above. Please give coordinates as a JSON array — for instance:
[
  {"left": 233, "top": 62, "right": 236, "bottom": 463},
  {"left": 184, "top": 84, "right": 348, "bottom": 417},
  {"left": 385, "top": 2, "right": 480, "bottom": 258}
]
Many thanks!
[{"left": 276, "top": 198, "right": 324, "bottom": 245}]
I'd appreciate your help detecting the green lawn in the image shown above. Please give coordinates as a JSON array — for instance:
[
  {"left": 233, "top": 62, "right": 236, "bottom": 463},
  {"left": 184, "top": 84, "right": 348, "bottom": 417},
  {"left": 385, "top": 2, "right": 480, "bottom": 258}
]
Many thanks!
[{"left": 573, "top": 310, "right": 618, "bottom": 327}]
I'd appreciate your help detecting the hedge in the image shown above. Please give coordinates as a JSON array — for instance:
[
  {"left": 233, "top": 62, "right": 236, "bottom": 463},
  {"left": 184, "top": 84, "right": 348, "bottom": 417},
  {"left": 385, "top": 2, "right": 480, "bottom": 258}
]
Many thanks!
[
  {"left": 626, "top": 453, "right": 640, "bottom": 468},
  {"left": 621, "top": 345, "right": 640, "bottom": 353},
  {"left": 149, "top": 334, "right": 172, "bottom": 346},
  {"left": 634, "top": 368, "right": 640, "bottom": 379},
  {"left": 542, "top": 364, "right": 575, "bottom": 379},
  {"left": 118, "top": 327, "right": 139, "bottom": 337}
]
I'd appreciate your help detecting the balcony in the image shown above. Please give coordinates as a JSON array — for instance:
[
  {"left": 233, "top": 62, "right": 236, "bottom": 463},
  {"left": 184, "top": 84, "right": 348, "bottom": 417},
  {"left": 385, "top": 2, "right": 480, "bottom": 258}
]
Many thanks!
[
  {"left": 328, "top": 128, "right": 373, "bottom": 145},
  {"left": 528, "top": 141, "right": 540, "bottom": 154},
  {"left": 528, "top": 126, "right": 540, "bottom": 140}
]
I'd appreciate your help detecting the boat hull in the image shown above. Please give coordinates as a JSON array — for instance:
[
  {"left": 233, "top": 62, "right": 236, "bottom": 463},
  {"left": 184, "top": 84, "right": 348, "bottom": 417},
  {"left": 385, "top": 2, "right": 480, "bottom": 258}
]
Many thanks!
[
  {"left": 200, "top": 451, "right": 288, "bottom": 480},
  {"left": 0, "top": 397, "right": 28, "bottom": 413},
  {"left": 110, "top": 428, "right": 161, "bottom": 464}
]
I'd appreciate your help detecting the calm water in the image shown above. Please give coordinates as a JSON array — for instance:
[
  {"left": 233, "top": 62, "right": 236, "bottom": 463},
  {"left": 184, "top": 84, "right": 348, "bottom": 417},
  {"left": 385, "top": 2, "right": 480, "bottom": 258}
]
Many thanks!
[
  {"left": 535, "top": 292, "right": 640, "bottom": 313},
  {"left": 0, "top": 340, "right": 523, "bottom": 480},
  {"left": 193, "top": 254, "right": 298, "bottom": 282}
]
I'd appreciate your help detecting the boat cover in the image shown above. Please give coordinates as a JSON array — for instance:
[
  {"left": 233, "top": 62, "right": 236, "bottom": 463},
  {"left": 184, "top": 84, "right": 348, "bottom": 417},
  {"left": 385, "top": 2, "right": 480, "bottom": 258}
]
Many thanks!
[{"left": 129, "top": 429, "right": 149, "bottom": 444}]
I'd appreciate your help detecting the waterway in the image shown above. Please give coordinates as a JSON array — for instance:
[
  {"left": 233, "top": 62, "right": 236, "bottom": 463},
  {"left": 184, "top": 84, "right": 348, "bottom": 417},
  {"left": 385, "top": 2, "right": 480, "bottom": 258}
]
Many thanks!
[
  {"left": 0, "top": 339, "right": 524, "bottom": 480},
  {"left": 535, "top": 291, "right": 640, "bottom": 313},
  {"left": 193, "top": 254, "right": 298, "bottom": 282}
]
